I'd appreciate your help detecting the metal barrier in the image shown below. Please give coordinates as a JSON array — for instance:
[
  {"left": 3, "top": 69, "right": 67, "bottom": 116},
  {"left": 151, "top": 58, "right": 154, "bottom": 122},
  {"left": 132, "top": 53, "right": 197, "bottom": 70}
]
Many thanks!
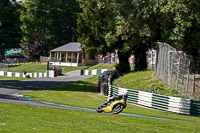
[
  {"left": 0, "top": 63, "right": 8, "bottom": 71},
  {"left": 155, "top": 42, "right": 193, "bottom": 98},
  {"left": 0, "top": 70, "right": 56, "bottom": 78},
  {"left": 80, "top": 69, "right": 113, "bottom": 75},
  {"left": 108, "top": 84, "right": 200, "bottom": 116}
]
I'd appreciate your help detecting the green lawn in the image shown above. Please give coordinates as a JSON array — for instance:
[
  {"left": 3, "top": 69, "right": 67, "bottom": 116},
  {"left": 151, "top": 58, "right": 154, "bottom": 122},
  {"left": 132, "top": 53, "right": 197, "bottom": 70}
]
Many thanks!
[
  {"left": 23, "top": 75, "right": 200, "bottom": 124},
  {"left": 8, "top": 63, "right": 47, "bottom": 73},
  {"left": 0, "top": 76, "right": 33, "bottom": 82},
  {"left": 87, "top": 64, "right": 115, "bottom": 70},
  {"left": 1, "top": 64, "right": 200, "bottom": 132},
  {"left": 61, "top": 66, "right": 87, "bottom": 73},
  {"left": 87, "top": 63, "right": 134, "bottom": 71},
  {"left": 7, "top": 63, "right": 88, "bottom": 73},
  {"left": 113, "top": 70, "right": 179, "bottom": 97},
  {"left": 0, "top": 102, "right": 199, "bottom": 133}
]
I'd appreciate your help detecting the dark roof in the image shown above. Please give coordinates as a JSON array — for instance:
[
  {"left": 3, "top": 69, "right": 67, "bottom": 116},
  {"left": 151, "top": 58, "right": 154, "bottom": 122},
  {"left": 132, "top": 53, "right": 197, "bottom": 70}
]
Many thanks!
[{"left": 50, "top": 42, "right": 82, "bottom": 52}]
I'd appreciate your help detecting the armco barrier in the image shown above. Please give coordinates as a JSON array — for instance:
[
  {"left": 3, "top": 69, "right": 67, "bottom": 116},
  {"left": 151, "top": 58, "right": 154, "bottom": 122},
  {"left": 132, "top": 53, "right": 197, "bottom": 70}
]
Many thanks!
[
  {"left": 108, "top": 84, "right": 200, "bottom": 116},
  {"left": 80, "top": 69, "right": 112, "bottom": 75},
  {"left": 0, "top": 70, "right": 56, "bottom": 78}
]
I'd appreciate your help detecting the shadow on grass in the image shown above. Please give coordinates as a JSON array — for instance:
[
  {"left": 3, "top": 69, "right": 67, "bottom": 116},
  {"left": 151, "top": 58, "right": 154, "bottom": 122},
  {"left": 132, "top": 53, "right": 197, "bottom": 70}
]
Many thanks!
[
  {"left": 8, "top": 64, "right": 21, "bottom": 68},
  {"left": 48, "top": 81, "right": 96, "bottom": 93},
  {"left": 0, "top": 80, "right": 22, "bottom": 82}
]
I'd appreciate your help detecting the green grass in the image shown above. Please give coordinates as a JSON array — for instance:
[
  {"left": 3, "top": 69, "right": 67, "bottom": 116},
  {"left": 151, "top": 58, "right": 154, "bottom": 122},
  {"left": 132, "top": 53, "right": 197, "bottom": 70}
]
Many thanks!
[
  {"left": 0, "top": 102, "right": 200, "bottom": 133},
  {"left": 113, "top": 70, "right": 179, "bottom": 97},
  {"left": 8, "top": 63, "right": 47, "bottom": 73},
  {"left": 7, "top": 63, "right": 87, "bottom": 73},
  {"left": 0, "top": 76, "right": 27, "bottom": 82},
  {"left": 87, "top": 64, "right": 115, "bottom": 70},
  {"left": 61, "top": 66, "right": 87, "bottom": 73},
  {"left": 87, "top": 64, "right": 134, "bottom": 71},
  {"left": 23, "top": 75, "right": 200, "bottom": 123},
  {"left": 23, "top": 75, "right": 105, "bottom": 109}
]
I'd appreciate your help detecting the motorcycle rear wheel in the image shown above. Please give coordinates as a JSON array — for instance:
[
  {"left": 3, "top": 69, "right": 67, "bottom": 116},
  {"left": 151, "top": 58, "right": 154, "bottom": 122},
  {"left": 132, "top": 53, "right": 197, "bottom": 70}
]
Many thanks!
[{"left": 112, "top": 104, "right": 124, "bottom": 114}]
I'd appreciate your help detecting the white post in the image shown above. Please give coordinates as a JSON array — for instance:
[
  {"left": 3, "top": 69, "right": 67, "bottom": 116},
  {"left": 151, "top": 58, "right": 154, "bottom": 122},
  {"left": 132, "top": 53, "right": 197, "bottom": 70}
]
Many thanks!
[
  {"left": 66, "top": 53, "right": 68, "bottom": 62},
  {"left": 50, "top": 52, "right": 52, "bottom": 59},
  {"left": 60, "top": 53, "right": 62, "bottom": 62},
  {"left": 77, "top": 53, "right": 79, "bottom": 66},
  {"left": 57, "top": 52, "right": 59, "bottom": 62},
  {"left": 71, "top": 53, "right": 74, "bottom": 66}
]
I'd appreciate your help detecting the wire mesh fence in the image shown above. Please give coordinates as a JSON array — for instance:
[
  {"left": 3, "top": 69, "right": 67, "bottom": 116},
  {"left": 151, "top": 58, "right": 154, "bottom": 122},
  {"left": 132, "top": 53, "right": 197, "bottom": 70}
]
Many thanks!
[
  {"left": 154, "top": 42, "right": 199, "bottom": 99},
  {"left": 98, "top": 54, "right": 119, "bottom": 64},
  {"left": 0, "top": 63, "right": 8, "bottom": 71}
]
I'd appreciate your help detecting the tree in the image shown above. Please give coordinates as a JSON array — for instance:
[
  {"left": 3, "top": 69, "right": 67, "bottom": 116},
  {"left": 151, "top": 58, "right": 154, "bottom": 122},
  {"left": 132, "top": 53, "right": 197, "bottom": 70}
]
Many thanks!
[
  {"left": 76, "top": 0, "right": 115, "bottom": 55},
  {"left": 0, "top": 0, "right": 22, "bottom": 62},
  {"left": 77, "top": 0, "right": 200, "bottom": 75},
  {"left": 19, "top": 0, "right": 46, "bottom": 59},
  {"left": 20, "top": 0, "right": 81, "bottom": 59},
  {"left": 76, "top": 0, "right": 159, "bottom": 74},
  {"left": 159, "top": 0, "right": 200, "bottom": 67},
  {"left": 47, "top": 0, "right": 81, "bottom": 48},
  {"left": 76, "top": 0, "right": 133, "bottom": 75}
]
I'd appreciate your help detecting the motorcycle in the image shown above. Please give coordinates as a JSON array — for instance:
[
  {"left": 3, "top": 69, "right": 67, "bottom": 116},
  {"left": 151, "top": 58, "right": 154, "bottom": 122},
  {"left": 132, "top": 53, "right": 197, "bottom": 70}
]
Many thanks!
[{"left": 96, "top": 94, "right": 128, "bottom": 114}]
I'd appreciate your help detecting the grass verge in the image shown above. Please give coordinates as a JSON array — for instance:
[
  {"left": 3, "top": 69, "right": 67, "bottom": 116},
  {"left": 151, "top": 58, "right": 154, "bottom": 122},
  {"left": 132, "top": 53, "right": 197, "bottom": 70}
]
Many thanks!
[
  {"left": 113, "top": 70, "right": 178, "bottom": 97},
  {"left": 23, "top": 75, "right": 200, "bottom": 123},
  {"left": 87, "top": 64, "right": 115, "bottom": 70},
  {"left": 7, "top": 63, "right": 87, "bottom": 73},
  {"left": 0, "top": 102, "right": 199, "bottom": 133},
  {"left": 0, "top": 76, "right": 32, "bottom": 82}
]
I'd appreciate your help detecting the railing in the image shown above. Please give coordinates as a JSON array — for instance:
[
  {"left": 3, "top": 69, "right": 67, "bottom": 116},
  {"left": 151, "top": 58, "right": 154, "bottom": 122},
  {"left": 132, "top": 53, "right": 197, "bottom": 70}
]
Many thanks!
[
  {"left": 108, "top": 83, "right": 200, "bottom": 116},
  {"left": 154, "top": 42, "right": 199, "bottom": 99},
  {"left": 0, "top": 63, "right": 8, "bottom": 71},
  {"left": 40, "top": 56, "right": 79, "bottom": 63},
  {"left": 80, "top": 69, "right": 113, "bottom": 75},
  {"left": 98, "top": 55, "right": 118, "bottom": 64}
]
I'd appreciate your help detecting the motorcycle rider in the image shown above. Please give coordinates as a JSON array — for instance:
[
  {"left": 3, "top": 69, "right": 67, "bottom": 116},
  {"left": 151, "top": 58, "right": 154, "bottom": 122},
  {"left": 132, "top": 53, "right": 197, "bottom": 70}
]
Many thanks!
[{"left": 106, "top": 94, "right": 126, "bottom": 103}]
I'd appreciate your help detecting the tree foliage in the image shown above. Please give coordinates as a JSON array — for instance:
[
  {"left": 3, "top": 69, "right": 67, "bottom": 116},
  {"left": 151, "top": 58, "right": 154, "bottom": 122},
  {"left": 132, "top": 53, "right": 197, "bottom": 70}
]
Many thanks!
[
  {"left": 76, "top": 0, "right": 116, "bottom": 56},
  {"left": 1, "top": 0, "right": 199, "bottom": 70},
  {"left": 0, "top": 0, "right": 22, "bottom": 61},
  {"left": 20, "top": 0, "right": 81, "bottom": 59},
  {"left": 76, "top": 0, "right": 200, "bottom": 74}
]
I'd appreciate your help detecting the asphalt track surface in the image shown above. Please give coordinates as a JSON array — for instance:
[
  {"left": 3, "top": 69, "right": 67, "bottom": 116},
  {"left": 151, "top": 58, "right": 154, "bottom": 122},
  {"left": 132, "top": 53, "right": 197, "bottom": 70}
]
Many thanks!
[
  {"left": 0, "top": 70, "right": 200, "bottom": 124},
  {"left": 0, "top": 70, "right": 92, "bottom": 111}
]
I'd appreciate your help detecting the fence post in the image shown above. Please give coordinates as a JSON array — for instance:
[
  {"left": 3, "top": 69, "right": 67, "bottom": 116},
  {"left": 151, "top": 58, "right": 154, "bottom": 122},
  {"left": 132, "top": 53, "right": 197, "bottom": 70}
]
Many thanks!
[
  {"left": 169, "top": 52, "right": 173, "bottom": 86},
  {"left": 192, "top": 74, "right": 195, "bottom": 93},
  {"left": 170, "top": 52, "right": 175, "bottom": 89},
  {"left": 185, "top": 60, "right": 190, "bottom": 98},
  {"left": 176, "top": 56, "right": 181, "bottom": 91},
  {"left": 167, "top": 50, "right": 170, "bottom": 85}
]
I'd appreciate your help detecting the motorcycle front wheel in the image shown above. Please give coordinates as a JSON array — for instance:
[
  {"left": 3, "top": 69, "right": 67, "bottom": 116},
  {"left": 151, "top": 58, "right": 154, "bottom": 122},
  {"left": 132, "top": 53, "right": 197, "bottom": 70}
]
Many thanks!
[
  {"left": 96, "top": 105, "right": 104, "bottom": 113},
  {"left": 112, "top": 104, "right": 124, "bottom": 114}
]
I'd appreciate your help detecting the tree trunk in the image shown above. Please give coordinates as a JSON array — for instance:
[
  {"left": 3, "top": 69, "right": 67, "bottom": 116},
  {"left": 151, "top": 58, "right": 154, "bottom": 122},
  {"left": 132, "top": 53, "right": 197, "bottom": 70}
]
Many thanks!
[
  {"left": 134, "top": 43, "right": 147, "bottom": 71},
  {"left": 0, "top": 48, "right": 5, "bottom": 62},
  {"left": 115, "top": 51, "right": 130, "bottom": 75}
]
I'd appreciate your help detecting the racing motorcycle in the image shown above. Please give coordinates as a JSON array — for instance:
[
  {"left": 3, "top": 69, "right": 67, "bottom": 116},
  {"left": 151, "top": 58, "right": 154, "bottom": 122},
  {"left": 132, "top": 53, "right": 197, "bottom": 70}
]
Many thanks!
[{"left": 96, "top": 94, "right": 128, "bottom": 114}]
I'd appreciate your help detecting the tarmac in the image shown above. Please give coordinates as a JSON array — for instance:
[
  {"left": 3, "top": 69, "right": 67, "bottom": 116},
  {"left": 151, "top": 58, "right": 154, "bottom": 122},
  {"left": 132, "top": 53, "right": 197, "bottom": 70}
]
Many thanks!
[{"left": 0, "top": 70, "right": 95, "bottom": 112}]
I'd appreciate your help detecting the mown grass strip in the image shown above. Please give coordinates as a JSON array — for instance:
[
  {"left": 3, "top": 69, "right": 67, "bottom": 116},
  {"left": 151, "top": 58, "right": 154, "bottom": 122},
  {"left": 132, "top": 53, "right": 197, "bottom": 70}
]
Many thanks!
[{"left": 0, "top": 102, "right": 200, "bottom": 133}]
